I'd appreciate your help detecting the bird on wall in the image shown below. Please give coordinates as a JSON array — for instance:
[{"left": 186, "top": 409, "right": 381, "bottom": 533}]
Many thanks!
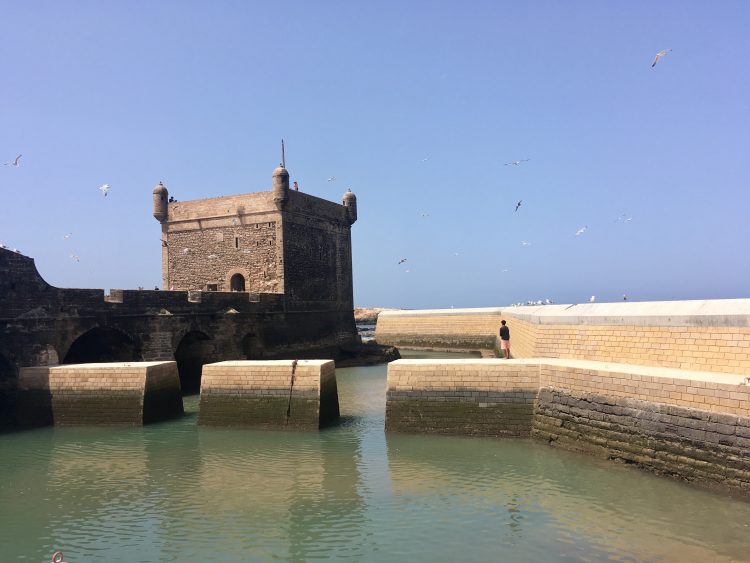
[
  {"left": 651, "top": 49, "right": 672, "bottom": 67},
  {"left": 2, "top": 154, "right": 21, "bottom": 167},
  {"left": 504, "top": 159, "right": 530, "bottom": 166},
  {"left": 515, "top": 200, "right": 522, "bottom": 212},
  {"left": 161, "top": 239, "right": 168, "bottom": 247},
  {"left": 99, "top": 184, "right": 110, "bottom": 197},
  {"left": 589, "top": 295, "right": 596, "bottom": 303}
]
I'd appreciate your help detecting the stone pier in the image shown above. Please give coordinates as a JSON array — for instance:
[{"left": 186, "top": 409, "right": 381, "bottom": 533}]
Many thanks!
[
  {"left": 17, "top": 361, "right": 183, "bottom": 426},
  {"left": 385, "top": 358, "right": 750, "bottom": 492},
  {"left": 198, "top": 360, "right": 339, "bottom": 429}
]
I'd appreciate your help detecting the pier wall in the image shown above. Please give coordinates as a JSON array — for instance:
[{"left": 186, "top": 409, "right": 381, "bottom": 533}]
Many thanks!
[
  {"left": 376, "top": 300, "right": 750, "bottom": 376},
  {"left": 17, "top": 361, "right": 183, "bottom": 426},
  {"left": 374, "top": 308, "right": 504, "bottom": 350},
  {"left": 385, "top": 359, "right": 750, "bottom": 491},
  {"left": 198, "top": 360, "right": 339, "bottom": 429}
]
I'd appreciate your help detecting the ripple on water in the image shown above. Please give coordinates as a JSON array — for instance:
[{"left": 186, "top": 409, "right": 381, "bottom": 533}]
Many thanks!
[{"left": 2, "top": 353, "right": 750, "bottom": 561}]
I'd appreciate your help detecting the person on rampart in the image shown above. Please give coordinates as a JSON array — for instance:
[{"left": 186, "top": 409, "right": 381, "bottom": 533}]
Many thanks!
[{"left": 499, "top": 320, "right": 511, "bottom": 359}]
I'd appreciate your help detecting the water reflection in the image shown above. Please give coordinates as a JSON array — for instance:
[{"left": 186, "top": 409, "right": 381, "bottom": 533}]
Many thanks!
[{"left": 1, "top": 351, "right": 750, "bottom": 562}]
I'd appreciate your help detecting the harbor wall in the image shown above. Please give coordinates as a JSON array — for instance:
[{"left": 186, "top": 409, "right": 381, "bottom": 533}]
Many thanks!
[
  {"left": 376, "top": 300, "right": 750, "bottom": 376},
  {"left": 17, "top": 361, "right": 183, "bottom": 426},
  {"left": 198, "top": 360, "right": 339, "bottom": 429},
  {"left": 385, "top": 359, "right": 750, "bottom": 491}
]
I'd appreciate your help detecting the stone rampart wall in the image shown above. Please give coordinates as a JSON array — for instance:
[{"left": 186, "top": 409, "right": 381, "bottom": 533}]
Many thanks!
[
  {"left": 375, "top": 300, "right": 750, "bottom": 376},
  {"left": 17, "top": 361, "right": 183, "bottom": 426},
  {"left": 375, "top": 308, "right": 504, "bottom": 349},
  {"left": 198, "top": 360, "right": 339, "bottom": 429},
  {"left": 385, "top": 359, "right": 750, "bottom": 491}
]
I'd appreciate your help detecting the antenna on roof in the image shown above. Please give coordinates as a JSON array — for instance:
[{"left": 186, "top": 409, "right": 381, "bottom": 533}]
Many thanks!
[{"left": 281, "top": 139, "right": 286, "bottom": 168}]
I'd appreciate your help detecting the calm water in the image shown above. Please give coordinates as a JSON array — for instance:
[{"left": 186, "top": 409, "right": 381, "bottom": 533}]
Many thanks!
[{"left": 2, "top": 350, "right": 750, "bottom": 562}]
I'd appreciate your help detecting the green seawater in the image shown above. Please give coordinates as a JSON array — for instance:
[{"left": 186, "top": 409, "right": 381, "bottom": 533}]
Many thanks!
[{"left": 2, "top": 350, "right": 750, "bottom": 562}]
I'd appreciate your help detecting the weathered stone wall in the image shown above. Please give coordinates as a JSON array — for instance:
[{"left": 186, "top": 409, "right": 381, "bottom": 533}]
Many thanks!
[
  {"left": 375, "top": 308, "right": 504, "bottom": 349},
  {"left": 376, "top": 301, "right": 750, "bottom": 375},
  {"left": 17, "top": 361, "right": 183, "bottom": 426},
  {"left": 198, "top": 360, "right": 339, "bottom": 429},
  {"left": 385, "top": 358, "right": 750, "bottom": 491},
  {"left": 386, "top": 360, "right": 539, "bottom": 436}
]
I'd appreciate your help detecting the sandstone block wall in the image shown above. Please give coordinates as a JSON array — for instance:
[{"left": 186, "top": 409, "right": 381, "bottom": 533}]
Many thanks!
[
  {"left": 386, "top": 360, "right": 539, "bottom": 436},
  {"left": 385, "top": 359, "right": 750, "bottom": 491},
  {"left": 198, "top": 360, "right": 339, "bottom": 429},
  {"left": 375, "top": 308, "right": 504, "bottom": 349},
  {"left": 17, "top": 361, "right": 183, "bottom": 426}
]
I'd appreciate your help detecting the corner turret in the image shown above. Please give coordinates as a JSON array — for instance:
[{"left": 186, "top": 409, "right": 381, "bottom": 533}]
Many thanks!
[
  {"left": 153, "top": 182, "right": 168, "bottom": 222},
  {"left": 272, "top": 164, "right": 289, "bottom": 209},
  {"left": 343, "top": 188, "right": 357, "bottom": 224}
]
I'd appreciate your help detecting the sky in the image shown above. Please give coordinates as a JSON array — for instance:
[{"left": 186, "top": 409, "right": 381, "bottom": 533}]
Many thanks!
[{"left": 1, "top": 1, "right": 749, "bottom": 309}]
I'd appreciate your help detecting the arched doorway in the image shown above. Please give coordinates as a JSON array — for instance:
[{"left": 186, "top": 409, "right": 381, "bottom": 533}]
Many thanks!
[
  {"left": 242, "top": 333, "right": 263, "bottom": 359},
  {"left": 230, "top": 273, "right": 246, "bottom": 292},
  {"left": 0, "top": 353, "right": 18, "bottom": 428},
  {"left": 174, "top": 331, "right": 216, "bottom": 394},
  {"left": 63, "top": 327, "right": 141, "bottom": 364}
]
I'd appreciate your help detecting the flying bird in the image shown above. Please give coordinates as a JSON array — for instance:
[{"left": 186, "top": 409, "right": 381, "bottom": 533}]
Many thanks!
[
  {"left": 63, "top": 233, "right": 72, "bottom": 239},
  {"left": 69, "top": 253, "right": 80, "bottom": 263},
  {"left": 327, "top": 176, "right": 336, "bottom": 182},
  {"left": 575, "top": 226, "right": 587, "bottom": 236},
  {"left": 398, "top": 258, "right": 407, "bottom": 264},
  {"left": 3, "top": 154, "right": 21, "bottom": 167},
  {"left": 99, "top": 184, "right": 110, "bottom": 197},
  {"left": 421, "top": 154, "right": 430, "bottom": 162},
  {"left": 420, "top": 212, "right": 430, "bottom": 218},
  {"left": 504, "top": 159, "right": 529, "bottom": 166},
  {"left": 651, "top": 49, "right": 672, "bottom": 67},
  {"left": 589, "top": 295, "right": 596, "bottom": 303},
  {"left": 515, "top": 200, "right": 522, "bottom": 212},
  {"left": 521, "top": 241, "right": 531, "bottom": 247}
]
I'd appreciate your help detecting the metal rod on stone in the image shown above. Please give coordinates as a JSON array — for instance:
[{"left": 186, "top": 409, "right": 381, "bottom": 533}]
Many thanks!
[{"left": 281, "top": 139, "right": 285, "bottom": 168}]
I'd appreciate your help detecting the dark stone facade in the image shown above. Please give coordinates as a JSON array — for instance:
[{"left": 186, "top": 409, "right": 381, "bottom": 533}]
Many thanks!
[{"left": 0, "top": 246, "right": 358, "bottom": 427}]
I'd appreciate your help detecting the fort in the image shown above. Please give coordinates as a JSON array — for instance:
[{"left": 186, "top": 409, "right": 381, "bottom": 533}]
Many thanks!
[{"left": 0, "top": 162, "right": 387, "bottom": 427}]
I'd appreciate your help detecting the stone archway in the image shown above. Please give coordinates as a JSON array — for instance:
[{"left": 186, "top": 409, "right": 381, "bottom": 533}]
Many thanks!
[
  {"left": 62, "top": 327, "right": 142, "bottom": 364},
  {"left": 230, "top": 273, "right": 246, "bottom": 292},
  {"left": 174, "top": 330, "right": 216, "bottom": 394},
  {"left": 242, "top": 333, "right": 263, "bottom": 359}
]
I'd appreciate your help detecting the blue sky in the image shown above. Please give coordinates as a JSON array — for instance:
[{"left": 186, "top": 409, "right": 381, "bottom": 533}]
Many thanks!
[{"left": 1, "top": 1, "right": 748, "bottom": 308}]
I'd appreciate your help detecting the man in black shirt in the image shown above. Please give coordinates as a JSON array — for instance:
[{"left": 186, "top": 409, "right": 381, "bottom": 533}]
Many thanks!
[{"left": 499, "top": 320, "right": 511, "bottom": 359}]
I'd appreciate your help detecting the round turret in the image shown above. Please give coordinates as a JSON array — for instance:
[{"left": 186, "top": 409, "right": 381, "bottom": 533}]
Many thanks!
[
  {"left": 343, "top": 188, "right": 357, "bottom": 224},
  {"left": 153, "top": 182, "right": 168, "bottom": 222},
  {"left": 272, "top": 164, "right": 289, "bottom": 208}
]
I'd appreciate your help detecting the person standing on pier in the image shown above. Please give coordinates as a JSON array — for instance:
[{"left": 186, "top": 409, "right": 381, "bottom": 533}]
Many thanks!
[{"left": 499, "top": 320, "right": 511, "bottom": 359}]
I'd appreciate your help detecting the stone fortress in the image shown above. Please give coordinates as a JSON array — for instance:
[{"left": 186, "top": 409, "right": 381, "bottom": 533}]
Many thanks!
[{"left": 0, "top": 161, "right": 370, "bottom": 425}]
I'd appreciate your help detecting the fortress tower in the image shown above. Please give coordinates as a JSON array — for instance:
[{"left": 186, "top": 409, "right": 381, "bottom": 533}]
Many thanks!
[{"left": 152, "top": 164, "right": 357, "bottom": 310}]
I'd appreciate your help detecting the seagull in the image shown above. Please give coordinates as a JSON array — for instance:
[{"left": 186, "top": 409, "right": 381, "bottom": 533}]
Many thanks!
[
  {"left": 515, "top": 200, "right": 522, "bottom": 212},
  {"left": 99, "top": 184, "right": 110, "bottom": 197},
  {"left": 327, "top": 176, "right": 336, "bottom": 182},
  {"left": 623, "top": 294, "right": 628, "bottom": 301},
  {"left": 651, "top": 49, "right": 672, "bottom": 67},
  {"left": 575, "top": 226, "right": 587, "bottom": 236},
  {"left": 69, "top": 253, "right": 80, "bottom": 262},
  {"left": 421, "top": 154, "right": 430, "bottom": 162},
  {"left": 161, "top": 239, "right": 168, "bottom": 247},
  {"left": 208, "top": 254, "right": 218, "bottom": 259},
  {"left": 521, "top": 241, "right": 531, "bottom": 247},
  {"left": 398, "top": 258, "right": 407, "bottom": 265},
  {"left": 3, "top": 154, "right": 21, "bottom": 167},
  {"left": 420, "top": 212, "right": 430, "bottom": 217},
  {"left": 231, "top": 218, "right": 239, "bottom": 226},
  {"left": 617, "top": 214, "right": 633, "bottom": 223},
  {"left": 504, "top": 159, "right": 530, "bottom": 166},
  {"left": 589, "top": 295, "right": 596, "bottom": 303},
  {"left": 63, "top": 233, "right": 72, "bottom": 239},
  {"left": 182, "top": 248, "right": 190, "bottom": 254},
  {"left": 502, "top": 268, "right": 510, "bottom": 272},
  {"left": 405, "top": 269, "right": 411, "bottom": 273}
]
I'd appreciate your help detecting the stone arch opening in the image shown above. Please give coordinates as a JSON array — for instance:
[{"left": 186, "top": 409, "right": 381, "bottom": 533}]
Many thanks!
[
  {"left": 63, "top": 327, "right": 141, "bottom": 364},
  {"left": 230, "top": 273, "right": 246, "bottom": 292},
  {"left": 0, "top": 353, "right": 18, "bottom": 427},
  {"left": 174, "top": 331, "right": 216, "bottom": 394},
  {"left": 242, "top": 333, "right": 263, "bottom": 359}
]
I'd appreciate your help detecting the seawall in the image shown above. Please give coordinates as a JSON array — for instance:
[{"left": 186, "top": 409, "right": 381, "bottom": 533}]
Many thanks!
[
  {"left": 17, "top": 361, "right": 183, "bottom": 426},
  {"left": 385, "top": 358, "right": 750, "bottom": 491},
  {"left": 198, "top": 360, "right": 339, "bottom": 429},
  {"left": 376, "top": 300, "right": 750, "bottom": 375}
]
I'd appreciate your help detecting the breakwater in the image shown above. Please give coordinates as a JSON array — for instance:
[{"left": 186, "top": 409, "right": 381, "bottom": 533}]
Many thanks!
[{"left": 386, "top": 358, "right": 750, "bottom": 492}]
